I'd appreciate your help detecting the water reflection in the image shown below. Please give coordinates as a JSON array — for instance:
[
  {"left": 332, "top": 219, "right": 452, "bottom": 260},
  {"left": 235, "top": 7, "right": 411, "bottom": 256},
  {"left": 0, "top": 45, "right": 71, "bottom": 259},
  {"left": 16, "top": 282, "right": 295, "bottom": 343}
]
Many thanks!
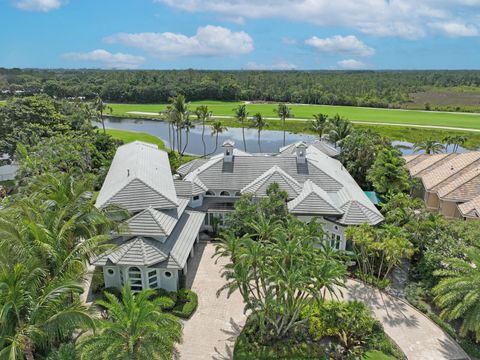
[{"left": 99, "top": 118, "right": 467, "bottom": 156}]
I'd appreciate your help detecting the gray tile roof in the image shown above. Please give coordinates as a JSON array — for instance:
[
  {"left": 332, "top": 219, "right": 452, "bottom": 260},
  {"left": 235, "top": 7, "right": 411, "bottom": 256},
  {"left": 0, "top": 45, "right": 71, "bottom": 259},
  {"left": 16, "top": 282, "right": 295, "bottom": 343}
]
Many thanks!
[
  {"left": 174, "top": 179, "right": 207, "bottom": 197},
  {"left": 123, "top": 198, "right": 189, "bottom": 237},
  {"left": 177, "top": 159, "right": 210, "bottom": 177},
  {"left": 288, "top": 180, "right": 342, "bottom": 215},
  {"left": 93, "top": 210, "right": 205, "bottom": 268},
  {"left": 241, "top": 165, "right": 302, "bottom": 198},
  {"left": 183, "top": 143, "right": 383, "bottom": 225},
  {"left": 279, "top": 140, "right": 339, "bottom": 158},
  {"left": 95, "top": 141, "right": 178, "bottom": 211}
]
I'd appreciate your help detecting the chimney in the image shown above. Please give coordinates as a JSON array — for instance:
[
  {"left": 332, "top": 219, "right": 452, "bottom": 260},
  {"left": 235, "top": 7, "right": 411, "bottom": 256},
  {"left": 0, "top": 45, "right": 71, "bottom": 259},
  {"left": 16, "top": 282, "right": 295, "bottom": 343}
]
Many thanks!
[
  {"left": 222, "top": 139, "right": 235, "bottom": 163},
  {"left": 295, "top": 142, "right": 307, "bottom": 164}
]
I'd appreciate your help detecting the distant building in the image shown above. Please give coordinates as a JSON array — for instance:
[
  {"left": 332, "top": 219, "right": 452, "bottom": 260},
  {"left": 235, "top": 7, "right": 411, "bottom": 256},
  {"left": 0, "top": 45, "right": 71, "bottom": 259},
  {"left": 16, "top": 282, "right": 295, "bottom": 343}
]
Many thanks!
[
  {"left": 404, "top": 152, "right": 480, "bottom": 219},
  {"left": 93, "top": 140, "right": 383, "bottom": 292}
]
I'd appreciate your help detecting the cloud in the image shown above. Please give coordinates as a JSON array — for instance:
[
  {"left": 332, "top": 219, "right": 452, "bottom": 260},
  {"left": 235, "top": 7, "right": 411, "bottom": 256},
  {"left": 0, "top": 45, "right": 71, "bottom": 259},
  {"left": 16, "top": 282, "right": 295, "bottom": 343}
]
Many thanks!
[
  {"left": 305, "top": 35, "right": 374, "bottom": 56},
  {"left": 13, "top": 0, "right": 65, "bottom": 11},
  {"left": 243, "top": 61, "right": 298, "bottom": 70},
  {"left": 62, "top": 49, "right": 145, "bottom": 69},
  {"left": 156, "top": 0, "right": 480, "bottom": 39},
  {"left": 337, "top": 59, "right": 368, "bottom": 70},
  {"left": 104, "top": 25, "right": 253, "bottom": 58},
  {"left": 429, "top": 22, "right": 479, "bottom": 37},
  {"left": 281, "top": 37, "right": 297, "bottom": 45}
]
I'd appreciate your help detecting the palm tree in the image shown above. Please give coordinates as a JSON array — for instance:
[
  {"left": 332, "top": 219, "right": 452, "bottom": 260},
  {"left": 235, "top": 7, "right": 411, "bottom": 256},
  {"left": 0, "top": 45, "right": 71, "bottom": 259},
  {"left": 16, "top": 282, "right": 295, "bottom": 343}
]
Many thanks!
[
  {"left": 195, "top": 105, "right": 211, "bottom": 157},
  {"left": 327, "top": 114, "right": 352, "bottom": 147},
  {"left": 251, "top": 112, "right": 268, "bottom": 153},
  {"left": 274, "top": 104, "right": 293, "bottom": 146},
  {"left": 451, "top": 135, "right": 467, "bottom": 153},
  {"left": 169, "top": 95, "right": 189, "bottom": 153},
  {"left": 93, "top": 95, "right": 112, "bottom": 134},
  {"left": 80, "top": 285, "right": 182, "bottom": 360},
  {"left": 0, "top": 262, "right": 94, "bottom": 360},
  {"left": 234, "top": 104, "right": 248, "bottom": 152},
  {"left": 210, "top": 121, "right": 227, "bottom": 154},
  {"left": 181, "top": 116, "right": 195, "bottom": 155},
  {"left": 433, "top": 246, "right": 480, "bottom": 339},
  {"left": 310, "top": 113, "right": 329, "bottom": 140},
  {"left": 413, "top": 140, "right": 444, "bottom": 154}
]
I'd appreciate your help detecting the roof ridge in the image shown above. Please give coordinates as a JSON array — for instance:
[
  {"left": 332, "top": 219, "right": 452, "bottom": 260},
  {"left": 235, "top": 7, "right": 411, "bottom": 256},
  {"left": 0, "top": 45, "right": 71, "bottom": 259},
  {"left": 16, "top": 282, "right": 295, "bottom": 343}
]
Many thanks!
[{"left": 437, "top": 167, "right": 480, "bottom": 198}]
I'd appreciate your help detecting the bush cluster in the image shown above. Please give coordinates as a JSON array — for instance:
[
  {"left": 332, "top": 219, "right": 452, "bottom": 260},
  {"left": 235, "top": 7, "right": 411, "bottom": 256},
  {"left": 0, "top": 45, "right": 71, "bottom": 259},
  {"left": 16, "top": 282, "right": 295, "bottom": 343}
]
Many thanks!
[{"left": 171, "top": 289, "right": 198, "bottom": 319}]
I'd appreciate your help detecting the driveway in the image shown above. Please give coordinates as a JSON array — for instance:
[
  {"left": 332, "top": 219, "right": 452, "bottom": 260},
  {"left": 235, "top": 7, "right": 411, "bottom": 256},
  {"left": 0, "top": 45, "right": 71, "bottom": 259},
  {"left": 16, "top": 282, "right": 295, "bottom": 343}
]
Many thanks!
[
  {"left": 340, "top": 280, "right": 470, "bottom": 360},
  {"left": 178, "top": 242, "right": 246, "bottom": 360},
  {"left": 177, "top": 243, "right": 469, "bottom": 360}
]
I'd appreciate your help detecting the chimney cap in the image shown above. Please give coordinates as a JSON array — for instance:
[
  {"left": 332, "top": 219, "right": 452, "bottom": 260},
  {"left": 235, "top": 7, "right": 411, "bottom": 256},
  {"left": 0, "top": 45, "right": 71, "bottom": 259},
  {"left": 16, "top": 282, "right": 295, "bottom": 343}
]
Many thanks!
[
  {"left": 222, "top": 139, "right": 235, "bottom": 147},
  {"left": 295, "top": 141, "right": 307, "bottom": 149}
]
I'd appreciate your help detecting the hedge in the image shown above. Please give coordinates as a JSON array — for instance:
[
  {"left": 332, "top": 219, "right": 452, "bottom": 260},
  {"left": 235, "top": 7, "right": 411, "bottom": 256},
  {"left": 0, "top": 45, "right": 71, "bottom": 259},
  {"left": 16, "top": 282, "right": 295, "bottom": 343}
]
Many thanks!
[{"left": 171, "top": 289, "right": 198, "bottom": 319}]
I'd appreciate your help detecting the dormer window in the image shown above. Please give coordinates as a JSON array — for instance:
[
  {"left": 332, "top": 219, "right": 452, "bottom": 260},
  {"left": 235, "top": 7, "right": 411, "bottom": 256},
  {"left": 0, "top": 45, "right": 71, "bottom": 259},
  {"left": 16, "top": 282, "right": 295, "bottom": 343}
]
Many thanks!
[
  {"left": 220, "top": 191, "right": 230, "bottom": 197},
  {"left": 222, "top": 140, "right": 235, "bottom": 163},
  {"left": 205, "top": 190, "right": 215, "bottom": 197}
]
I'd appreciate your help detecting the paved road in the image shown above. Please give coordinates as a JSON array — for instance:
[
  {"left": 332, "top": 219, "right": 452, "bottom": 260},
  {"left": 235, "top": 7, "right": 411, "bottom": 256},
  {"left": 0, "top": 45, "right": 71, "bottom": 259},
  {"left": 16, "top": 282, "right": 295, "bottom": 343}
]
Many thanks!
[
  {"left": 339, "top": 280, "right": 470, "bottom": 360},
  {"left": 179, "top": 242, "right": 469, "bottom": 360},
  {"left": 126, "top": 111, "right": 480, "bottom": 133},
  {"left": 178, "top": 242, "right": 247, "bottom": 360}
]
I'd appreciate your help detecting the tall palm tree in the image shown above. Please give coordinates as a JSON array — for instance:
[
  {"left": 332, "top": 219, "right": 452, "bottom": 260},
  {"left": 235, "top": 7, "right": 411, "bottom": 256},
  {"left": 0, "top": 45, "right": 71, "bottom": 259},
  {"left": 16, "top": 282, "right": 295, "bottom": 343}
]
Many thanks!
[
  {"left": 80, "top": 286, "right": 182, "bottom": 360},
  {"left": 181, "top": 116, "right": 195, "bottom": 155},
  {"left": 234, "top": 104, "right": 248, "bottom": 152},
  {"left": 310, "top": 113, "right": 329, "bottom": 140},
  {"left": 169, "top": 95, "right": 189, "bottom": 153},
  {"left": 0, "top": 262, "right": 94, "bottom": 360},
  {"left": 451, "top": 135, "right": 467, "bottom": 153},
  {"left": 442, "top": 135, "right": 454, "bottom": 153},
  {"left": 210, "top": 121, "right": 227, "bottom": 155},
  {"left": 413, "top": 140, "right": 444, "bottom": 154},
  {"left": 274, "top": 104, "right": 293, "bottom": 146},
  {"left": 251, "top": 112, "right": 268, "bottom": 153},
  {"left": 327, "top": 115, "right": 352, "bottom": 147},
  {"left": 195, "top": 105, "right": 211, "bottom": 157},
  {"left": 93, "top": 95, "right": 112, "bottom": 134},
  {"left": 433, "top": 246, "right": 480, "bottom": 340}
]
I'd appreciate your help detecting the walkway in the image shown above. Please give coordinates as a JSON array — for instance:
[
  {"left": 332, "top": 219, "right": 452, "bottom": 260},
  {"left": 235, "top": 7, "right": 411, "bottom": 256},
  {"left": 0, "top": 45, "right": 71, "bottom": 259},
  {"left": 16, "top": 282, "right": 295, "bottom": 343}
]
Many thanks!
[
  {"left": 339, "top": 279, "right": 470, "bottom": 360},
  {"left": 178, "top": 242, "right": 247, "bottom": 360},
  {"left": 178, "top": 242, "right": 469, "bottom": 360},
  {"left": 126, "top": 111, "right": 480, "bottom": 133}
]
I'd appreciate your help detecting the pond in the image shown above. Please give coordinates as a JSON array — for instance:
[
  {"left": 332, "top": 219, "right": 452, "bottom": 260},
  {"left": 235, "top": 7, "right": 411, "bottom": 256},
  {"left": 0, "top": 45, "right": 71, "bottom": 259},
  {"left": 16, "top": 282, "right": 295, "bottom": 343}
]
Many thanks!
[{"left": 98, "top": 117, "right": 466, "bottom": 156}]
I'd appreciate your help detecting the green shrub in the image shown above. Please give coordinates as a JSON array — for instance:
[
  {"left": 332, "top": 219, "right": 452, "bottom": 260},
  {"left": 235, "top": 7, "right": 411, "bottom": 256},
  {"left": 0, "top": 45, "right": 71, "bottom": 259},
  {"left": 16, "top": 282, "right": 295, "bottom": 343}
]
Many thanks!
[
  {"left": 101, "top": 287, "right": 122, "bottom": 301},
  {"left": 44, "top": 343, "right": 78, "bottom": 360},
  {"left": 90, "top": 267, "right": 105, "bottom": 294},
  {"left": 151, "top": 288, "right": 178, "bottom": 310},
  {"left": 171, "top": 289, "right": 198, "bottom": 319},
  {"left": 357, "top": 272, "right": 390, "bottom": 290},
  {"left": 459, "top": 338, "right": 480, "bottom": 358}
]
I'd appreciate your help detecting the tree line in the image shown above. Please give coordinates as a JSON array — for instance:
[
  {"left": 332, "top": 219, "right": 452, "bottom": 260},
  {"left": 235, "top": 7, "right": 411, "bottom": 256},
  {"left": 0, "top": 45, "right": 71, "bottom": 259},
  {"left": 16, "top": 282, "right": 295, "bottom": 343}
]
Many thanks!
[{"left": 3, "top": 68, "right": 480, "bottom": 108}]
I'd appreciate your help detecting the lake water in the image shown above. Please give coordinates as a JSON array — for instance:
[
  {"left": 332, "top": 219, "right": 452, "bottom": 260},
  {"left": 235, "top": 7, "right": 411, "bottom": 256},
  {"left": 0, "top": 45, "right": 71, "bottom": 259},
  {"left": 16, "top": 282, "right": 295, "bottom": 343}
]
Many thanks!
[{"left": 99, "top": 117, "right": 466, "bottom": 156}]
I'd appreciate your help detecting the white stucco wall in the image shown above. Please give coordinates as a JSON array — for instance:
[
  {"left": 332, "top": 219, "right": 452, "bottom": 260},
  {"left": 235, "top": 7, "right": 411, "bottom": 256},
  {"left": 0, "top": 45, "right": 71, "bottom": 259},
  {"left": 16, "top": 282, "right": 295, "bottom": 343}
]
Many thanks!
[{"left": 102, "top": 265, "right": 180, "bottom": 292}]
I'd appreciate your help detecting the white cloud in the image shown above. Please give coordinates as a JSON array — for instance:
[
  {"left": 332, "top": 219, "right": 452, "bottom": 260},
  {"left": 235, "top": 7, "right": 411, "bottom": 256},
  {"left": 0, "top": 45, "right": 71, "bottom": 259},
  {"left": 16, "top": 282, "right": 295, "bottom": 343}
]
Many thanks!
[
  {"left": 62, "top": 49, "right": 145, "bottom": 69},
  {"left": 429, "top": 22, "right": 479, "bottom": 37},
  {"left": 305, "top": 35, "right": 374, "bottom": 56},
  {"left": 156, "top": 0, "right": 480, "bottom": 39},
  {"left": 244, "top": 61, "right": 298, "bottom": 70},
  {"left": 13, "top": 0, "right": 64, "bottom": 11},
  {"left": 337, "top": 59, "right": 368, "bottom": 70},
  {"left": 104, "top": 25, "right": 253, "bottom": 58}
]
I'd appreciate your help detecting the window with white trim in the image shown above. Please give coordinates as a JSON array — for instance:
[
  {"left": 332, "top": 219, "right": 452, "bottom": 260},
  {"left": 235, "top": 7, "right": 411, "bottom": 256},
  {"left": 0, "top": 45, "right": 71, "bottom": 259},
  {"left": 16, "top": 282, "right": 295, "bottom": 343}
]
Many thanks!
[
  {"left": 148, "top": 269, "right": 158, "bottom": 289},
  {"left": 128, "top": 266, "right": 143, "bottom": 292}
]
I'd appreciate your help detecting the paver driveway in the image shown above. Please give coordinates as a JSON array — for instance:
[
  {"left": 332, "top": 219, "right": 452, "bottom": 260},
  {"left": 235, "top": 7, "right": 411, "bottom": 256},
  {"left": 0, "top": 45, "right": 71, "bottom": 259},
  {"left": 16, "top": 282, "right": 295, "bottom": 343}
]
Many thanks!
[
  {"left": 178, "top": 242, "right": 246, "bottom": 360},
  {"left": 341, "top": 280, "right": 470, "bottom": 360}
]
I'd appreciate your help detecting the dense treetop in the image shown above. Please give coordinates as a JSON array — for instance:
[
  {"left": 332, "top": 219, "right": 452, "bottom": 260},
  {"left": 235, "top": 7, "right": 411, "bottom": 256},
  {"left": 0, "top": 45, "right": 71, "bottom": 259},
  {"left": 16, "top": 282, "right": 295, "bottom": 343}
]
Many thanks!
[{"left": 2, "top": 69, "right": 480, "bottom": 108}]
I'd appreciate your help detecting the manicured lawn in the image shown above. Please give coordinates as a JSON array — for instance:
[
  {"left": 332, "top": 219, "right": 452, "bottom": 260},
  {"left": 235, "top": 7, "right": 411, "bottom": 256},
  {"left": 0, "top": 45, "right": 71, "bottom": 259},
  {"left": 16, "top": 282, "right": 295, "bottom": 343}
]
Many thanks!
[
  {"left": 109, "top": 100, "right": 480, "bottom": 130},
  {"left": 364, "top": 350, "right": 397, "bottom": 360},
  {"left": 105, "top": 129, "right": 166, "bottom": 150}
]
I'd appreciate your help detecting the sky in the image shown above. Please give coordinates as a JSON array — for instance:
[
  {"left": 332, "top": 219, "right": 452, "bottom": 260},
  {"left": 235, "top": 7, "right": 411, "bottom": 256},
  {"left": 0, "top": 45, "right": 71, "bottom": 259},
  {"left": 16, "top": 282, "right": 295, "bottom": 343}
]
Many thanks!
[{"left": 1, "top": 0, "right": 480, "bottom": 70}]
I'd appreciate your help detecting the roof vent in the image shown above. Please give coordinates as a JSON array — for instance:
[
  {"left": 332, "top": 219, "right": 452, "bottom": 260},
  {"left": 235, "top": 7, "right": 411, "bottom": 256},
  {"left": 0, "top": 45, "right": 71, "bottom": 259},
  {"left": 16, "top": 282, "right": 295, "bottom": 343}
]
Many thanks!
[{"left": 127, "top": 169, "right": 130, "bottom": 177}]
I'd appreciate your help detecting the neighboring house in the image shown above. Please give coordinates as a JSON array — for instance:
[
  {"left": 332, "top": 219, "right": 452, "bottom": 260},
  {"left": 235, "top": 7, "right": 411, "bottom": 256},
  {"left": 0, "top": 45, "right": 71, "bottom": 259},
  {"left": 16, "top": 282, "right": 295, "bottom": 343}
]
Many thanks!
[
  {"left": 0, "top": 153, "right": 18, "bottom": 181},
  {"left": 94, "top": 139, "right": 383, "bottom": 293},
  {"left": 404, "top": 152, "right": 480, "bottom": 219}
]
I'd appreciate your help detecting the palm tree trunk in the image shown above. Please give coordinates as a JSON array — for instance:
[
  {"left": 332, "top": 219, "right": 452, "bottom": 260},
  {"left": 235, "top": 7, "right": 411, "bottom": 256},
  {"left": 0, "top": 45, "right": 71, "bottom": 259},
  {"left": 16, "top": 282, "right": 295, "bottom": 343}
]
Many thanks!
[
  {"left": 202, "top": 119, "right": 206, "bottom": 157},
  {"left": 242, "top": 126, "right": 247, "bottom": 151},
  {"left": 100, "top": 110, "right": 106, "bottom": 134},
  {"left": 258, "top": 130, "right": 262, "bottom": 153},
  {"left": 214, "top": 134, "right": 219, "bottom": 153},
  {"left": 282, "top": 117, "right": 286, "bottom": 146},
  {"left": 168, "top": 123, "right": 172, "bottom": 151},
  {"left": 182, "top": 132, "right": 189, "bottom": 156},
  {"left": 24, "top": 339, "right": 35, "bottom": 360}
]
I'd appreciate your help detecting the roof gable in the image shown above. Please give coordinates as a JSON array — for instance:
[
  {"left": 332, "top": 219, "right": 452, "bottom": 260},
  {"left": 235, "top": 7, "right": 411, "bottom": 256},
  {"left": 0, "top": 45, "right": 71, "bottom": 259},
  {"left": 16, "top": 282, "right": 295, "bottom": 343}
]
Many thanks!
[
  {"left": 339, "top": 200, "right": 384, "bottom": 225},
  {"left": 241, "top": 165, "right": 302, "bottom": 197},
  {"left": 288, "top": 180, "right": 342, "bottom": 215}
]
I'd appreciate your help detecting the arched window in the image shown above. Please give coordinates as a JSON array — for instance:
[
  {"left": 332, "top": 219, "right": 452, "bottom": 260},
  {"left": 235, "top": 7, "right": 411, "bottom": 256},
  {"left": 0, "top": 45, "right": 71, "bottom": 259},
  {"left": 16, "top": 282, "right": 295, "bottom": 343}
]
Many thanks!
[
  {"left": 128, "top": 266, "right": 143, "bottom": 292},
  {"left": 205, "top": 190, "right": 215, "bottom": 196},
  {"left": 234, "top": 191, "right": 242, "bottom": 197},
  {"left": 220, "top": 191, "right": 230, "bottom": 197}
]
